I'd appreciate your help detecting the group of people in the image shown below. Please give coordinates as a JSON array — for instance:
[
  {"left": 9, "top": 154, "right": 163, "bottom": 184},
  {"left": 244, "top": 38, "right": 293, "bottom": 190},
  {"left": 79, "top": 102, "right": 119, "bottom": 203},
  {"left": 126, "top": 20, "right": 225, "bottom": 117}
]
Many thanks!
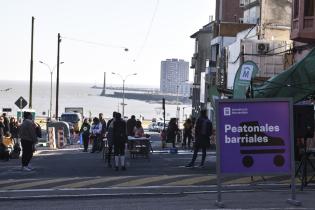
[
  {"left": 79, "top": 112, "right": 145, "bottom": 171},
  {"left": 0, "top": 112, "right": 41, "bottom": 171},
  {"left": 0, "top": 113, "right": 20, "bottom": 143},
  {"left": 164, "top": 109, "right": 213, "bottom": 168},
  {"left": 1, "top": 109, "right": 213, "bottom": 172}
]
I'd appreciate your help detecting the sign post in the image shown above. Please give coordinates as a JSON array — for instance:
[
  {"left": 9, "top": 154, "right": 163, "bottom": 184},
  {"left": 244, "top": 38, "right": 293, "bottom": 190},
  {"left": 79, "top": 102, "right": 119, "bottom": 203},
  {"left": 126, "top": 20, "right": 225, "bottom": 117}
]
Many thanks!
[
  {"left": 215, "top": 98, "right": 300, "bottom": 207},
  {"left": 15, "top": 96, "right": 28, "bottom": 123}
]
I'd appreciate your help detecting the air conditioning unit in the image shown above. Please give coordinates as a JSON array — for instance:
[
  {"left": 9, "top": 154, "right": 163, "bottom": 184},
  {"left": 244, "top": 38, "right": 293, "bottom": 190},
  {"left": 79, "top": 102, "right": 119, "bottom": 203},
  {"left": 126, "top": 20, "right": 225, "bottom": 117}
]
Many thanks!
[{"left": 256, "top": 43, "right": 270, "bottom": 54}]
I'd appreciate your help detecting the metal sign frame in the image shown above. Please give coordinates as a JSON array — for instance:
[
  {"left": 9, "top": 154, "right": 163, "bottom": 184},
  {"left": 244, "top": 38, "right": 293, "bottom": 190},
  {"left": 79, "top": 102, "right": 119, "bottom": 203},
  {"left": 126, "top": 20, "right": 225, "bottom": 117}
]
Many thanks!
[{"left": 215, "top": 98, "right": 300, "bottom": 207}]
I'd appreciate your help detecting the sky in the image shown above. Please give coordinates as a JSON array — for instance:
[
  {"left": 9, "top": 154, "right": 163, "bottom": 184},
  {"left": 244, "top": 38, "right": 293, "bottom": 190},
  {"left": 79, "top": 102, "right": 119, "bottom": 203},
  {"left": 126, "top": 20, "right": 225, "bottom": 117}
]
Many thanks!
[{"left": 1, "top": 0, "right": 215, "bottom": 87}]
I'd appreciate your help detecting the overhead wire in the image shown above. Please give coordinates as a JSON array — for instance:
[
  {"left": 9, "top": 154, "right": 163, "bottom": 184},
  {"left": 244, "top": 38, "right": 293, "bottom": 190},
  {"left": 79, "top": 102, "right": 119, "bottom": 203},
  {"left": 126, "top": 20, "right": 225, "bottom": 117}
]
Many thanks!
[
  {"left": 61, "top": 36, "right": 129, "bottom": 51},
  {"left": 133, "top": 0, "right": 160, "bottom": 62}
]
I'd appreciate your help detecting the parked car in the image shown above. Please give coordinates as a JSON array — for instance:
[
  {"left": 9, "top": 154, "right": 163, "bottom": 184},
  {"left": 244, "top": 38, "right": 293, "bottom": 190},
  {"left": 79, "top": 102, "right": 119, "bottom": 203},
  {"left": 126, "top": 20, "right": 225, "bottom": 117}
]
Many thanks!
[
  {"left": 148, "top": 122, "right": 159, "bottom": 132},
  {"left": 156, "top": 121, "right": 168, "bottom": 132}
]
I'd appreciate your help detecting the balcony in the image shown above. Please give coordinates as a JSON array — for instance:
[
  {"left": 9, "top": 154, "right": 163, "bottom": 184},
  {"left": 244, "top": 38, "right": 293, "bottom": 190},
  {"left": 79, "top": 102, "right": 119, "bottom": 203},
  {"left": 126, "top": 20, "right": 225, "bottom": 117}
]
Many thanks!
[{"left": 291, "top": 0, "right": 315, "bottom": 43}]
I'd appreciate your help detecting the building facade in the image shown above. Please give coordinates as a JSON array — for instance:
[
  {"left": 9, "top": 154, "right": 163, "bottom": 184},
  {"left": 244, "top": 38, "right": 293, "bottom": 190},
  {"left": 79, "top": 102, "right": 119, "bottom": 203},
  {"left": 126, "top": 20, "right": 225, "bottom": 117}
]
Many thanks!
[
  {"left": 190, "top": 23, "right": 214, "bottom": 117},
  {"left": 190, "top": 0, "right": 293, "bottom": 118},
  {"left": 216, "top": 0, "right": 244, "bottom": 22},
  {"left": 160, "top": 59, "right": 189, "bottom": 95},
  {"left": 291, "top": 0, "right": 315, "bottom": 62},
  {"left": 226, "top": 0, "right": 292, "bottom": 96}
]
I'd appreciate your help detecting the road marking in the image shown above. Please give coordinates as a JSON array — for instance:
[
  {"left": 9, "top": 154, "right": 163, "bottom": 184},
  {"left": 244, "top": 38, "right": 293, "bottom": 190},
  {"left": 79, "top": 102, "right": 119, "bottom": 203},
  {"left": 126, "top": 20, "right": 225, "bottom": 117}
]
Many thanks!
[
  {"left": 6, "top": 177, "right": 81, "bottom": 190},
  {"left": 0, "top": 179, "right": 36, "bottom": 186},
  {"left": 165, "top": 175, "right": 216, "bottom": 186},
  {"left": 113, "top": 175, "right": 189, "bottom": 187},
  {"left": 224, "top": 176, "right": 276, "bottom": 185},
  {"left": 57, "top": 176, "right": 130, "bottom": 189},
  {"left": 222, "top": 177, "right": 253, "bottom": 185}
]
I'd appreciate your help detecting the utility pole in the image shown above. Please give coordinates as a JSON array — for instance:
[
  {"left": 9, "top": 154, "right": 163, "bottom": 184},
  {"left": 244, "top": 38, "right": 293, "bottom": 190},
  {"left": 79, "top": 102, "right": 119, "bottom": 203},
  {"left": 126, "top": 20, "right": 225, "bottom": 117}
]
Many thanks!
[
  {"left": 55, "top": 33, "right": 61, "bottom": 120},
  {"left": 29, "top": 16, "right": 35, "bottom": 109},
  {"left": 162, "top": 98, "right": 166, "bottom": 131}
]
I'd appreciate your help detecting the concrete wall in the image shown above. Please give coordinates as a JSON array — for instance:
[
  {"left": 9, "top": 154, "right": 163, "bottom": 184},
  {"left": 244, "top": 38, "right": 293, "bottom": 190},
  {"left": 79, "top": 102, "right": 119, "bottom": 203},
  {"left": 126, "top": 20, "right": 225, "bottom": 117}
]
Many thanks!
[
  {"left": 260, "top": 0, "right": 292, "bottom": 40},
  {"left": 261, "top": 0, "right": 292, "bottom": 27}
]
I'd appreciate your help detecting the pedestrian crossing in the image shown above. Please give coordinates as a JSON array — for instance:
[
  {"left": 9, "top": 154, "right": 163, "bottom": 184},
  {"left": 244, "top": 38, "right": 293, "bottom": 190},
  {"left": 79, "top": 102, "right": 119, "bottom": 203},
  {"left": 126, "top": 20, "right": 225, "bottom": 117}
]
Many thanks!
[{"left": 0, "top": 174, "right": 307, "bottom": 191}]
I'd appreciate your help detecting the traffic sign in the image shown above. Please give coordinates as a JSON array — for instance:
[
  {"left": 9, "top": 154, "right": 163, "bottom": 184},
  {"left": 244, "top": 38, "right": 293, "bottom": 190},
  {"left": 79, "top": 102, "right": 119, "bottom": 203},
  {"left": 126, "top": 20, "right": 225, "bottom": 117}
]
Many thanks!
[{"left": 15, "top": 96, "right": 28, "bottom": 109}]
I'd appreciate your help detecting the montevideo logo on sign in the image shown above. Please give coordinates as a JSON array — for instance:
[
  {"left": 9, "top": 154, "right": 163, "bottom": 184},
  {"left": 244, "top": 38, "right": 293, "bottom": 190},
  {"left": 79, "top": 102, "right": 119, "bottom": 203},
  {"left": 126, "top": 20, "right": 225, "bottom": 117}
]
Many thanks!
[{"left": 239, "top": 65, "right": 253, "bottom": 81}]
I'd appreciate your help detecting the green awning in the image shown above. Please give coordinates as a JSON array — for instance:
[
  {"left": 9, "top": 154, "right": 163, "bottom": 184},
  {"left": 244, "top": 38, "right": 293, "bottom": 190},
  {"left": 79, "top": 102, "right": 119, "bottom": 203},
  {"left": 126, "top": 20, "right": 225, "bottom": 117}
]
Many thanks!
[{"left": 254, "top": 48, "right": 315, "bottom": 103}]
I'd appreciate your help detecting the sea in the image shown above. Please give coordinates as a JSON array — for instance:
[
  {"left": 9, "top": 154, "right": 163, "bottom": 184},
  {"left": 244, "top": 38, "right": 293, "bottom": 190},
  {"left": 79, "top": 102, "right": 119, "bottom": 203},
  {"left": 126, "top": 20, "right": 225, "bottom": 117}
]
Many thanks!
[{"left": 0, "top": 80, "right": 192, "bottom": 121}]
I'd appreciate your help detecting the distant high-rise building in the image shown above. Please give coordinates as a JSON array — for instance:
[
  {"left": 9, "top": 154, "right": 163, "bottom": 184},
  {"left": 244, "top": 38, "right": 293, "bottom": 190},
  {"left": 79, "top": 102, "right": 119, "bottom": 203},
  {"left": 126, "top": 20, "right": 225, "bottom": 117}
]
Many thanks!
[{"left": 160, "top": 59, "right": 189, "bottom": 95}]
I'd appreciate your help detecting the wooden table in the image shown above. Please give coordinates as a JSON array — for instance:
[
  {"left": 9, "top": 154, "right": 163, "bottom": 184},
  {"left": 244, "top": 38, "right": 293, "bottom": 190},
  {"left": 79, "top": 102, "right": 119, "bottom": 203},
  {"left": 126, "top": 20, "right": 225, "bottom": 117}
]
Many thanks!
[{"left": 127, "top": 136, "right": 151, "bottom": 159}]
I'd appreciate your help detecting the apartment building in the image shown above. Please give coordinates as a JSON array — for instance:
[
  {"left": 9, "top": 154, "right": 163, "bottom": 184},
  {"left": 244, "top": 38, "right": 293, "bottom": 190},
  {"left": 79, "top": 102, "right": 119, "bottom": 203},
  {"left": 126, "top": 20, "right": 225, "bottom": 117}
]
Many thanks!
[{"left": 160, "top": 59, "right": 189, "bottom": 95}]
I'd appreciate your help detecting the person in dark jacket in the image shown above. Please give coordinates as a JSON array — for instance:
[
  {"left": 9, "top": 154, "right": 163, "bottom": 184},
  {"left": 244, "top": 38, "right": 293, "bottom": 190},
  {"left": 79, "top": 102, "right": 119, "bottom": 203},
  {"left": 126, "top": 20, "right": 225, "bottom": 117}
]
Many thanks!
[
  {"left": 186, "top": 109, "right": 213, "bottom": 168},
  {"left": 182, "top": 118, "right": 193, "bottom": 149},
  {"left": 0, "top": 116, "right": 5, "bottom": 142},
  {"left": 79, "top": 118, "right": 91, "bottom": 152},
  {"left": 112, "top": 112, "right": 127, "bottom": 171},
  {"left": 19, "top": 112, "right": 38, "bottom": 171},
  {"left": 2, "top": 113, "right": 10, "bottom": 136},
  {"left": 99, "top": 113, "right": 107, "bottom": 151},
  {"left": 166, "top": 118, "right": 179, "bottom": 148},
  {"left": 99, "top": 113, "right": 107, "bottom": 137},
  {"left": 126, "top": 115, "right": 137, "bottom": 136},
  {"left": 9, "top": 117, "right": 19, "bottom": 143},
  {"left": 106, "top": 112, "right": 117, "bottom": 168}
]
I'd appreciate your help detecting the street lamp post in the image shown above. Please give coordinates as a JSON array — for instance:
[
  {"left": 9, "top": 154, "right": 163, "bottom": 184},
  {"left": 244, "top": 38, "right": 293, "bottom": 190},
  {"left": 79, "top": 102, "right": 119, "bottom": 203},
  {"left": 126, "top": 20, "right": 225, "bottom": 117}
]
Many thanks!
[
  {"left": 112, "top": 72, "right": 137, "bottom": 118},
  {"left": 176, "top": 80, "right": 188, "bottom": 122},
  {"left": 176, "top": 84, "right": 180, "bottom": 120},
  {"left": 39, "top": 61, "right": 64, "bottom": 119}
]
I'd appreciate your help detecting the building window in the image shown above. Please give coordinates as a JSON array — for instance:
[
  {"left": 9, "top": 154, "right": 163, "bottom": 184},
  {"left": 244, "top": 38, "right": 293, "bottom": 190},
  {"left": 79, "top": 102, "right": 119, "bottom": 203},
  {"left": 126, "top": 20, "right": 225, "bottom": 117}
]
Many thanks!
[
  {"left": 294, "top": 0, "right": 299, "bottom": 19},
  {"left": 304, "top": 0, "right": 314, "bottom": 16}
]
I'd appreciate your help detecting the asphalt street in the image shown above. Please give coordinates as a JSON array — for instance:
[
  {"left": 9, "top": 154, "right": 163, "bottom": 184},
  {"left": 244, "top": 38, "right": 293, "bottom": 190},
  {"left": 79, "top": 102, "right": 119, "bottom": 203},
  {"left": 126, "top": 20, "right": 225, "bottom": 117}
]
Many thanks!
[
  {"left": 0, "top": 190, "right": 315, "bottom": 210},
  {"left": 0, "top": 132, "right": 315, "bottom": 209}
]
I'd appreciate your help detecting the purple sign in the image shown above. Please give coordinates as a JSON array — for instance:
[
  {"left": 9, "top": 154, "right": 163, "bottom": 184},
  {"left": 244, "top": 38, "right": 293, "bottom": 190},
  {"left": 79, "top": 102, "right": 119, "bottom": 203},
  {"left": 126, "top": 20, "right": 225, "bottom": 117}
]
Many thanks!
[{"left": 217, "top": 99, "right": 292, "bottom": 174}]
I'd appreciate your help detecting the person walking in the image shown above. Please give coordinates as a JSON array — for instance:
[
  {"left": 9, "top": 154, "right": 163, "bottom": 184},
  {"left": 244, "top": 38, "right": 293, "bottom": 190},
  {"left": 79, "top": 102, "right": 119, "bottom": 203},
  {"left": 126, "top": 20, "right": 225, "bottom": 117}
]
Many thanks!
[
  {"left": 99, "top": 113, "right": 107, "bottom": 151},
  {"left": 90, "top": 117, "right": 102, "bottom": 153},
  {"left": 79, "top": 118, "right": 91, "bottom": 152},
  {"left": 126, "top": 115, "right": 136, "bottom": 136},
  {"left": 166, "top": 118, "right": 179, "bottom": 148},
  {"left": 112, "top": 112, "right": 127, "bottom": 171},
  {"left": 9, "top": 117, "right": 19, "bottom": 144},
  {"left": 182, "top": 118, "right": 193, "bottom": 149},
  {"left": 186, "top": 110, "right": 213, "bottom": 168},
  {"left": 19, "top": 112, "right": 38, "bottom": 171},
  {"left": 106, "top": 112, "right": 117, "bottom": 168}
]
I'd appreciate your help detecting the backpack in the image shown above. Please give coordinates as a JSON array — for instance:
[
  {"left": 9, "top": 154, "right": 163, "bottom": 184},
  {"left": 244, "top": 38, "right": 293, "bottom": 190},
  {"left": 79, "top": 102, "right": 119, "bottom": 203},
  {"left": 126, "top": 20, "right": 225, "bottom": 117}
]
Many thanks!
[{"left": 35, "top": 124, "right": 42, "bottom": 138}]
